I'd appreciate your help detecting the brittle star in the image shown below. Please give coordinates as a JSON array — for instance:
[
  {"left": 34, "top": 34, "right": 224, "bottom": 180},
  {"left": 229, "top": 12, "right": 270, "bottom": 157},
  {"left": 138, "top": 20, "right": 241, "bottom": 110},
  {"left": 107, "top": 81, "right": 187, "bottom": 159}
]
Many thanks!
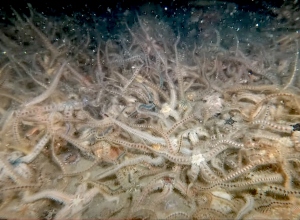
[
  {"left": 224, "top": 117, "right": 237, "bottom": 126},
  {"left": 291, "top": 123, "right": 300, "bottom": 131},
  {"left": 23, "top": 183, "right": 100, "bottom": 220}
]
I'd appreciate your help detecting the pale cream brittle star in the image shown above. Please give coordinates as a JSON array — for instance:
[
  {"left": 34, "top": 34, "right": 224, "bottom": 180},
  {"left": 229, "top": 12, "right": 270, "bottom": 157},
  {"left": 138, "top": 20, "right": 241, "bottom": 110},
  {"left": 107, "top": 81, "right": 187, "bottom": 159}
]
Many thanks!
[{"left": 23, "top": 183, "right": 100, "bottom": 220}]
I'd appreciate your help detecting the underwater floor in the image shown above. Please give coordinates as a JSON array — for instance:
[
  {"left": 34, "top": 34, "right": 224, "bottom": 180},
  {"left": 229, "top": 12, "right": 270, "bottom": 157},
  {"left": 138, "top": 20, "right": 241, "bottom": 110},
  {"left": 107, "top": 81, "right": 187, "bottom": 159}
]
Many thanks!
[{"left": 0, "top": 1, "right": 300, "bottom": 219}]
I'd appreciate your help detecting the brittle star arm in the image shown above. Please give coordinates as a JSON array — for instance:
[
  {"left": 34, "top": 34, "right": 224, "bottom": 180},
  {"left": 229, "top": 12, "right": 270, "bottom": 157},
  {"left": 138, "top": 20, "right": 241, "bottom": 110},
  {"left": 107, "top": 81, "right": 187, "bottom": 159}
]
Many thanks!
[{"left": 23, "top": 184, "right": 100, "bottom": 220}]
